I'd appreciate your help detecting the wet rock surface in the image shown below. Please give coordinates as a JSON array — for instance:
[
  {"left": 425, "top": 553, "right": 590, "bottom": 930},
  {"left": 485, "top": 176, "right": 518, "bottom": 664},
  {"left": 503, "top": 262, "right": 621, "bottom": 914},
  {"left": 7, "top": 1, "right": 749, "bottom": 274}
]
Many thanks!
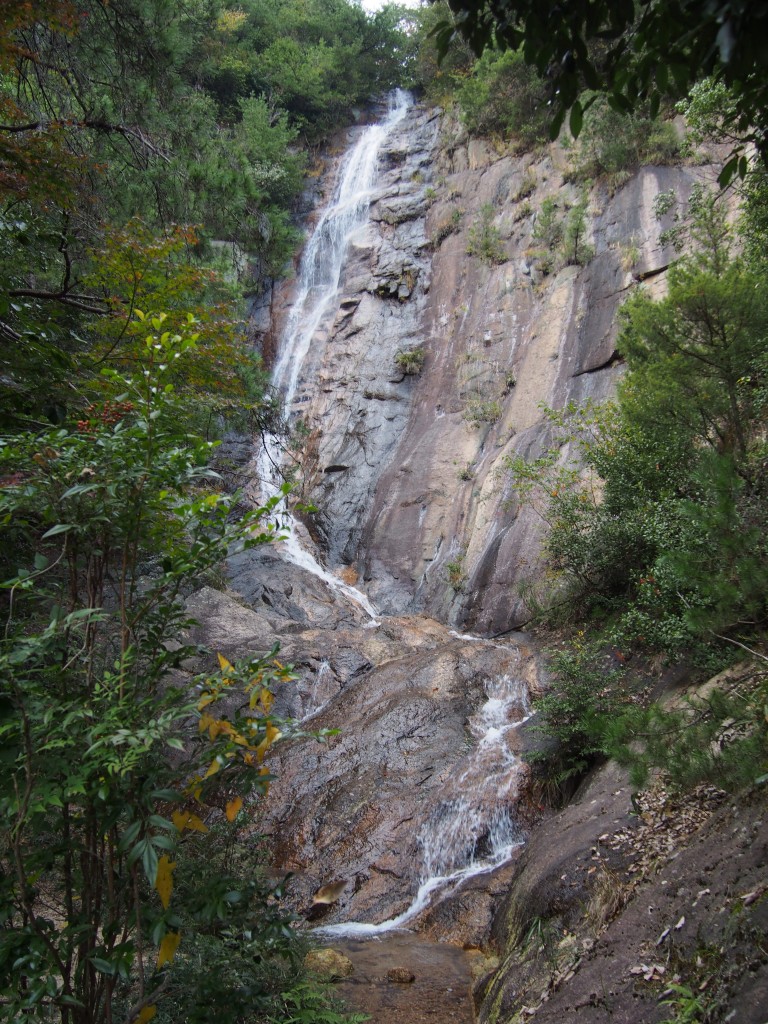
[
  {"left": 331, "top": 933, "right": 475, "bottom": 1023},
  {"left": 265, "top": 105, "right": 717, "bottom": 636},
  {"left": 185, "top": 584, "right": 541, "bottom": 931},
  {"left": 213, "top": 97, "right": 768, "bottom": 1024}
]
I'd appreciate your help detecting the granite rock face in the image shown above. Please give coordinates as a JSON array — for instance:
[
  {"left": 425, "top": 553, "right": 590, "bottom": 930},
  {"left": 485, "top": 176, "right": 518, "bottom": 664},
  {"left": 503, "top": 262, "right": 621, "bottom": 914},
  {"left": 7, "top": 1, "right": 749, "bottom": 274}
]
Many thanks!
[
  {"left": 184, "top": 586, "right": 540, "bottom": 933},
  {"left": 264, "top": 106, "right": 708, "bottom": 635}
]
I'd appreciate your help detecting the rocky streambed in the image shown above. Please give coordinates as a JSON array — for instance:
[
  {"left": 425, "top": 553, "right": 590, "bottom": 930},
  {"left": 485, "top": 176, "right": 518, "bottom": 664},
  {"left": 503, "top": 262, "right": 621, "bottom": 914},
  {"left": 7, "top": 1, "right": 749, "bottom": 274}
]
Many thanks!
[{"left": 185, "top": 95, "right": 768, "bottom": 1022}]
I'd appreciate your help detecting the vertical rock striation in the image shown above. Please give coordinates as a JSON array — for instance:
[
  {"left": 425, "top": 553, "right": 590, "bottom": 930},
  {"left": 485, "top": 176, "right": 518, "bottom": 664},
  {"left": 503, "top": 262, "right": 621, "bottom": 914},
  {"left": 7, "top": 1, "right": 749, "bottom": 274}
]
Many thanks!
[{"left": 266, "top": 104, "right": 708, "bottom": 636}]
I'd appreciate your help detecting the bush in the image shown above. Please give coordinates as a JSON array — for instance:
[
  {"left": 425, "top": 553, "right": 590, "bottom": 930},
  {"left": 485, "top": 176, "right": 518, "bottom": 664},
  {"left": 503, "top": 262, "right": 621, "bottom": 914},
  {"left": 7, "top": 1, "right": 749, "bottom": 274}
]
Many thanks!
[
  {"left": 395, "top": 347, "right": 425, "bottom": 375},
  {"left": 527, "top": 647, "right": 623, "bottom": 797},
  {"left": 467, "top": 203, "right": 507, "bottom": 265},
  {"left": 569, "top": 96, "right": 680, "bottom": 184},
  {"left": 456, "top": 48, "right": 549, "bottom": 149}
]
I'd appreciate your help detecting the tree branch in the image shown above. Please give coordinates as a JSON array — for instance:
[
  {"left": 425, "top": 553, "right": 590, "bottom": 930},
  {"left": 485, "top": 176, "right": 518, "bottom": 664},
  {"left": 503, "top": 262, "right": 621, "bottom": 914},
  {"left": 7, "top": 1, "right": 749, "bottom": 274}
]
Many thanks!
[
  {"left": 8, "top": 288, "right": 109, "bottom": 314},
  {"left": 120, "top": 975, "right": 170, "bottom": 1024}
]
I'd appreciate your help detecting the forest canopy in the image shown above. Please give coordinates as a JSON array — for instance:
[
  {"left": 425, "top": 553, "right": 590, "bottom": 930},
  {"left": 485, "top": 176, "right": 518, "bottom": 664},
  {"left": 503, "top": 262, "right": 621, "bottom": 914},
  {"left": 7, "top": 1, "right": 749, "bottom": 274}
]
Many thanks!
[
  {"left": 0, "top": 2, "right": 408, "bottom": 1021},
  {"left": 430, "top": 0, "right": 768, "bottom": 175}
]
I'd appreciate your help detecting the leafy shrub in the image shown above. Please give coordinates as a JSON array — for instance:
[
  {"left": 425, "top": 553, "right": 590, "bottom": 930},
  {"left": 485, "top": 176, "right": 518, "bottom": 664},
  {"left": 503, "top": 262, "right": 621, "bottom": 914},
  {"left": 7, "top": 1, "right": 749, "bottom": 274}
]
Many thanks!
[
  {"left": 527, "top": 647, "right": 623, "bottom": 795},
  {"left": 431, "top": 206, "right": 463, "bottom": 248},
  {"left": 569, "top": 95, "right": 680, "bottom": 184},
  {"left": 445, "top": 557, "right": 467, "bottom": 591},
  {"left": 0, "top": 318, "right": 320, "bottom": 1023},
  {"left": 562, "top": 194, "right": 595, "bottom": 266},
  {"left": 467, "top": 203, "right": 507, "bottom": 265},
  {"left": 456, "top": 48, "right": 549, "bottom": 150},
  {"left": 464, "top": 396, "right": 503, "bottom": 426},
  {"left": 395, "top": 347, "right": 425, "bottom": 375}
]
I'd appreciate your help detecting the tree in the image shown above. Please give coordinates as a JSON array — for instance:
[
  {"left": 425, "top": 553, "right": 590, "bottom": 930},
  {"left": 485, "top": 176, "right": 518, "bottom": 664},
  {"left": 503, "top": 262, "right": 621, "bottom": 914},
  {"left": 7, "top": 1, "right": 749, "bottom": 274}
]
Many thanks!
[
  {"left": 510, "top": 192, "right": 768, "bottom": 655},
  {"left": 431, "top": 0, "right": 768, "bottom": 175}
]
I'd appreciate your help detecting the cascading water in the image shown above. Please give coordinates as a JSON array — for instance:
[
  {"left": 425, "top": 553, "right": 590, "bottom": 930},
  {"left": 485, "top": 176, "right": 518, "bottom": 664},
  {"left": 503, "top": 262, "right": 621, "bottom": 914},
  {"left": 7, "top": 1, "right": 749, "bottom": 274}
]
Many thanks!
[
  {"left": 319, "top": 668, "right": 532, "bottom": 938},
  {"left": 251, "top": 92, "right": 534, "bottom": 944},
  {"left": 254, "top": 90, "right": 412, "bottom": 620}
]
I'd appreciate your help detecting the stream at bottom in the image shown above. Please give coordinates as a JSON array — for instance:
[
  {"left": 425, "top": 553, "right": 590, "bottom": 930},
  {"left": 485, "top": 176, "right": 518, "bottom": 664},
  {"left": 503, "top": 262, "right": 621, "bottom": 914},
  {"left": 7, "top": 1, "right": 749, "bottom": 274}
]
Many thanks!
[
  {"left": 330, "top": 932, "right": 476, "bottom": 1024},
  {"left": 311, "top": 670, "right": 532, "bottom": 1021}
]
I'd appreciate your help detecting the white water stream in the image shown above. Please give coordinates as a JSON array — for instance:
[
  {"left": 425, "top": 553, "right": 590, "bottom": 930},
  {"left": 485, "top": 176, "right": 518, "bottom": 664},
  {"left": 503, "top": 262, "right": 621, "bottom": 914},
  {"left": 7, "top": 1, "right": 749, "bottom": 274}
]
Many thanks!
[
  {"left": 255, "top": 90, "right": 412, "bottom": 620},
  {"left": 254, "top": 92, "right": 532, "bottom": 936},
  {"left": 319, "top": 670, "right": 532, "bottom": 938}
]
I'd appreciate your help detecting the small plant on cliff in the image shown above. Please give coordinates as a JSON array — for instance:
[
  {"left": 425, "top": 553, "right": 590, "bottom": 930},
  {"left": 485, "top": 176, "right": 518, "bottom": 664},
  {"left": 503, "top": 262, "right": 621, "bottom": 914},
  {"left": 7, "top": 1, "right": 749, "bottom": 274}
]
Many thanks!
[
  {"left": 463, "top": 395, "right": 503, "bottom": 426},
  {"left": 445, "top": 557, "right": 467, "bottom": 592},
  {"left": 431, "top": 206, "right": 464, "bottom": 248},
  {"left": 467, "top": 204, "right": 507, "bottom": 265},
  {"left": 532, "top": 197, "right": 564, "bottom": 251},
  {"left": 395, "top": 347, "right": 425, "bottom": 375},
  {"left": 562, "top": 194, "right": 594, "bottom": 266},
  {"left": 513, "top": 170, "right": 537, "bottom": 201}
]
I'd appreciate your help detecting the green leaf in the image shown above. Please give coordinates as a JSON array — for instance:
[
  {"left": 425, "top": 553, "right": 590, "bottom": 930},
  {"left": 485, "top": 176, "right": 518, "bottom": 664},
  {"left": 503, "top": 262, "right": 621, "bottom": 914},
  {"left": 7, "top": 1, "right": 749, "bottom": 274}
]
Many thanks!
[
  {"left": 718, "top": 156, "right": 739, "bottom": 189},
  {"left": 569, "top": 100, "right": 583, "bottom": 139},
  {"left": 41, "top": 523, "right": 75, "bottom": 539},
  {"left": 90, "top": 957, "right": 117, "bottom": 976},
  {"left": 142, "top": 841, "right": 159, "bottom": 885}
]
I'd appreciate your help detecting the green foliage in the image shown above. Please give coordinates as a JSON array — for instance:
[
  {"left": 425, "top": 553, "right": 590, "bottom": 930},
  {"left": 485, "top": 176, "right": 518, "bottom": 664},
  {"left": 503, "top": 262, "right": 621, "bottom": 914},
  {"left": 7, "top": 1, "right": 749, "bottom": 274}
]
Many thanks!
[
  {"left": 445, "top": 557, "right": 467, "bottom": 591},
  {"left": 455, "top": 48, "right": 549, "bottom": 149},
  {"left": 509, "top": 187, "right": 768, "bottom": 796},
  {"left": 463, "top": 396, "right": 503, "bottom": 426},
  {"left": 568, "top": 96, "right": 680, "bottom": 186},
  {"left": 395, "top": 347, "right": 425, "bottom": 375},
  {"left": 0, "top": 320, "right": 314, "bottom": 1022},
  {"left": 431, "top": 0, "right": 768, "bottom": 170},
  {"left": 562, "top": 194, "right": 595, "bottom": 266},
  {"left": 659, "top": 983, "right": 710, "bottom": 1024},
  {"left": 532, "top": 198, "right": 564, "bottom": 251},
  {"left": 530, "top": 195, "right": 593, "bottom": 274},
  {"left": 409, "top": 0, "right": 474, "bottom": 104},
  {"left": 601, "top": 669, "right": 768, "bottom": 792},
  {"left": 527, "top": 645, "right": 623, "bottom": 795},
  {"left": 466, "top": 204, "right": 506, "bottom": 265},
  {"left": 509, "top": 192, "right": 768, "bottom": 659}
]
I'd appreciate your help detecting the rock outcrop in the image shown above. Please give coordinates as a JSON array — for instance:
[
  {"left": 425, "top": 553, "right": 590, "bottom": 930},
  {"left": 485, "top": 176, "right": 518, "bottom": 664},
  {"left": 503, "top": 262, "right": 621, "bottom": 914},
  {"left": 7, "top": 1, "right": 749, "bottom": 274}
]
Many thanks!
[{"left": 264, "top": 105, "right": 714, "bottom": 635}]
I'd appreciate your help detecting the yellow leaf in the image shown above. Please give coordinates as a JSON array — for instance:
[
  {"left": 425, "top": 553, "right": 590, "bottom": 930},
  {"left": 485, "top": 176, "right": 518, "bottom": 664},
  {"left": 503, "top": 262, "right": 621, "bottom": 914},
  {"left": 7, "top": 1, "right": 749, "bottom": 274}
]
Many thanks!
[
  {"left": 197, "top": 693, "right": 215, "bottom": 711},
  {"left": 171, "top": 810, "right": 188, "bottom": 832},
  {"left": 260, "top": 688, "right": 275, "bottom": 714},
  {"left": 198, "top": 712, "right": 214, "bottom": 734},
  {"left": 172, "top": 810, "right": 208, "bottom": 834},
  {"left": 225, "top": 796, "right": 243, "bottom": 822},
  {"left": 157, "top": 931, "right": 181, "bottom": 969},
  {"left": 255, "top": 722, "right": 281, "bottom": 763},
  {"left": 155, "top": 855, "right": 176, "bottom": 910},
  {"left": 185, "top": 813, "right": 208, "bottom": 833},
  {"left": 217, "top": 652, "right": 234, "bottom": 674},
  {"left": 204, "top": 757, "right": 221, "bottom": 779},
  {"left": 137, "top": 1007, "right": 156, "bottom": 1024}
]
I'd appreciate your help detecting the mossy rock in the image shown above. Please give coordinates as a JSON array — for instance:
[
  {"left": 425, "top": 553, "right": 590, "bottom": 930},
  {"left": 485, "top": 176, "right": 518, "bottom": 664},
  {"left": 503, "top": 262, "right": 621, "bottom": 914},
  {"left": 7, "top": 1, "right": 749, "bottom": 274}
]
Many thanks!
[{"left": 304, "top": 947, "right": 354, "bottom": 981}]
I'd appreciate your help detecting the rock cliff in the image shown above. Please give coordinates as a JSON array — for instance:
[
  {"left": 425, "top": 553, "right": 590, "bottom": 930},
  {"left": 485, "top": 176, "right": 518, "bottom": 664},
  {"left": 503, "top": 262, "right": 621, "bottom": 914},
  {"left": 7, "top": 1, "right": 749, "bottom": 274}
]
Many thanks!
[
  {"left": 195, "top": 100, "right": 768, "bottom": 1023},
  {"left": 263, "top": 103, "right": 710, "bottom": 635}
]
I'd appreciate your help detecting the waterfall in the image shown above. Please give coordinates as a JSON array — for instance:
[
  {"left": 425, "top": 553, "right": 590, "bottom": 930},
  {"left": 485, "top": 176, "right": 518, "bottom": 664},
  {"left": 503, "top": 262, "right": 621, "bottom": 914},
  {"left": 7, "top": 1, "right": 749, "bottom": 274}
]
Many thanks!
[
  {"left": 318, "top": 669, "right": 531, "bottom": 938},
  {"left": 254, "top": 90, "right": 411, "bottom": 619}
]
